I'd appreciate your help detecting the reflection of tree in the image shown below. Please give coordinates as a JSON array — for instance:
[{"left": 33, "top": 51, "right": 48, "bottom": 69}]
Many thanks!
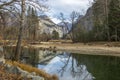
[
  {"left": 58, "top": 54, "right": 93, "bottom": 80},
  {"left": 58, "top": 54, "right": 71, "bottom": 76},
  {"left": 57, "top": 53, "right": 90, "bottom": 79}
]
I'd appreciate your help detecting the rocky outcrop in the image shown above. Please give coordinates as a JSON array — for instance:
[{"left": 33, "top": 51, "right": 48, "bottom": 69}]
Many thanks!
[
  {"left": 73, "top": 7, "right": 94, "bottom": 32},
  {"left": 5, "top": 64, "right": 44, "bottom": 80},
  {"left": 37, "top": 15, "right": 63, "bottom": 38},
  {"left": 79, "top": 7, "right": 93, "bottom": 31},
  {"left": 74, "top": 0, "right": 111, "bottom": 32}
]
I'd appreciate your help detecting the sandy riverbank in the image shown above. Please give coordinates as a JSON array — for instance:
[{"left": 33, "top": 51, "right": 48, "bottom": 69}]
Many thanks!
[
  {"left": 30, "top": 43, "right": 120, "bottom": 57},
  {"left": 1, "top": 41, "right": 120, "bottom": 57}
]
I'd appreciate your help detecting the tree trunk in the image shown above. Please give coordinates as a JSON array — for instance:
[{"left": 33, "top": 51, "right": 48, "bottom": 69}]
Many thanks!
[
  {"left": 14, "top": 0, "right": 25, "bottom": 61},
  {"left": 115, "top": 27, "right": 118, "bottom": 42},
  {"left": 105, "top": 0, "right": 110, "bottom": 41},
  {"left": 33, "top": 25, "right": 36, "bottom": 41}
]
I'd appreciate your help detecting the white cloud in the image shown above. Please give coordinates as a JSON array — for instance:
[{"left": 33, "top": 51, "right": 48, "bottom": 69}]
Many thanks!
[{"left": 46, "top": 0, "right": 93, "bottom": 23}]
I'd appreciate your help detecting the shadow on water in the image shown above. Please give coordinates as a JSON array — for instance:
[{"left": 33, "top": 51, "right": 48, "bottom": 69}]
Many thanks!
[
  {"left": 3, "top": 46, "right": 120, "bottom": 80},
  {"left": 4, "top": 46, "right": 39, "bottom": 67}
]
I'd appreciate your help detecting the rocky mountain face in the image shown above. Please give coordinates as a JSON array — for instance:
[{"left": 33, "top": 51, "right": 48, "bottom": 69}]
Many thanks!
[
  {"left": 79, "top": 7, "right": 93, "bottom": 31},
  {"left": 73, "top": 0, "right": 111, "bottom": 32},
  {"left": 37, "top": 15, "right": 63, "bottom": 38},
  {"left": 73, "top": 7, "right": 94, "bottom": 32},
  {"left": 69, "top": 0, "right": 112, "bottom": 42}
]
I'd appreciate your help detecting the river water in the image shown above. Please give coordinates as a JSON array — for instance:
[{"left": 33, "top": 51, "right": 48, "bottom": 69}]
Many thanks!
[{"left": 4, "top": 46, "right": 120, "bottom": 80}]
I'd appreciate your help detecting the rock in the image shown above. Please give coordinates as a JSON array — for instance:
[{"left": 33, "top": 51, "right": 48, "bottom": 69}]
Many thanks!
[
  {"left": 5, "top": 64, "right": 19, "bottom": 74},
  {"left": 0, "top": 46, "right": 5, "bottom": 64},
  {"left": 37, "top": 15, "right": 64, "bottom": 38},
  {"left": 17, "top": 67, "right": 30, "bottom": 77},
  {"left": 17, "top": 67, "right": 44, "bottom": 80},
  {"left": 32, "top": 76, "right": 44, "bottom": 80},
  {"left": 4, "top": 64, "right": 44, "bottom": 80},
  {"left": 0, "top": 46, "right": 3, "bottom": 52}
]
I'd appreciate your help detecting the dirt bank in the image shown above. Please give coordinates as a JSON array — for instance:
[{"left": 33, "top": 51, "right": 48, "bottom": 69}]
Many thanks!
[{"left": 30, "top": 43, "right": 120, "bottom": 57}]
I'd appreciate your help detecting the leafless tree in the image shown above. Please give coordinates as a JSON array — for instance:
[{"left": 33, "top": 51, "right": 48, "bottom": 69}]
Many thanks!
[
  {"left": 14, "top": 0, "right": 47, "bottom": 61},
  {"left": 0, "top": 0, "right": 17, "bottom": 9},
  {"left": 70, "top": 11, "right": 80, "bottom": 41},
  {"left": 59, "top": 11, "right": 80, "bottom": 41},
  {"left": 59, "top": 13, "right": 69, "bottom": 38}
]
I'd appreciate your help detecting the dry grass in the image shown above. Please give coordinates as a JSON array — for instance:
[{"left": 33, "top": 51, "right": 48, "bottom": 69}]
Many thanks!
[
  {"left": 0, "top": 40, "right": 28, "bottom": 46},
  {"left": 6, "top": 60, "right": 59, "bottom": 80}
]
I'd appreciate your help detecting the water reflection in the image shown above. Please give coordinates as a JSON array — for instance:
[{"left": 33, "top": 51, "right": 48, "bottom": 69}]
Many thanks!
[
  {"left": 4, "top": 47, "right": 120, "bottom": 80},
  {"left": 39, "top": 52, "right": 120, "bottom": 80},
  {"left": 41, "top": 53, "right": 94, "bottom": 80}
]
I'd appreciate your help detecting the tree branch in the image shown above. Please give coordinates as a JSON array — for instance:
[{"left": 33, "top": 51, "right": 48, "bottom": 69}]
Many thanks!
[{"left": 0, "top": 0, "right": 17, "bottom": 9}]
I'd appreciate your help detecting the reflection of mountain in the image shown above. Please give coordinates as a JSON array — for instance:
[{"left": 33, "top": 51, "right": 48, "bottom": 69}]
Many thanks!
[
  {"left": 71, "top": 54, "right": 120, "bottom": 80},
  {"left": 42, "top": 53, "right": 94, "bottom": 80},
  {"left": 37, "top": 15, "right": 63, "bottom": 38}
]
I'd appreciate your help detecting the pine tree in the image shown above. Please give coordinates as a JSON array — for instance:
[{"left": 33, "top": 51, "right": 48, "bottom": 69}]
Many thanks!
[
  {"left": 52, "top": 30, "right": 59, "bottom": 40},
  {"left": 108, "top": 0, "right": 120, "bottom": 41},
  {"left": 27, "top": 7, "right": 39, "bottom": 40}
]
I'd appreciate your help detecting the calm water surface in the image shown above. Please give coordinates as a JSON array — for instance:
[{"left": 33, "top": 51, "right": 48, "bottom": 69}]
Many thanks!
[{"left": 4, "top": 47, "right": 120, "bottom": 80}]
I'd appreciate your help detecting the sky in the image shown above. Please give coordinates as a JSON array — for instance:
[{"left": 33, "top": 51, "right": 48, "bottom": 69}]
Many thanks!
[{"left": 45, "top": 0, "right": 93, "bottom": 24}]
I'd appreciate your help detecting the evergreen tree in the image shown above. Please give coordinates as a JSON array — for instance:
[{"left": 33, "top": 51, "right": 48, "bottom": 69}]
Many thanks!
[
  {"left": 52, "top": 30, "right": 59, "bottom": 40},
  {"left": 27, "top": 7, "right": 39, "bottom": 40},
  {"left": 108, "top": 0, "right": 120, "bottom": 41}
]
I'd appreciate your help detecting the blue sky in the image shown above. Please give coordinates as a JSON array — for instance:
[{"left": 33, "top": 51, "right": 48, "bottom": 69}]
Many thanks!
[{"left": 45, "top": 0, "right": 93, "bottom": 23}]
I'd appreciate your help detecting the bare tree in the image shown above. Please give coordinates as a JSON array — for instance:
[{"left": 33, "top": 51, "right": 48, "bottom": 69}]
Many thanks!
[
  {"left": 0, "top": 0, "right": 17, "bottom": 9},
  {"left": 14, "top": 0, "right": 25, "bottom": 61},
  {"left": 59, "top": 13, "right": 70, "bottom": 38},
  {"left": 59, "top": 11, "right": 80, "bottom": 41},
  {"left": 70, "top": 11, "right": 80, "bottom": 41},
  {"left": 14, "top": 0, "right": 47, "bottom": 61}
]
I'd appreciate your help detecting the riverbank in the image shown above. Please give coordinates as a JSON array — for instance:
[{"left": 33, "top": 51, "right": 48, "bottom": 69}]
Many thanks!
[
  {"left": 1, "top": 40, "right": 120, "bottom": 57},
  {"left": 0, "top": 60, "right": 58, "bottom": 80},
  {"left": 30, "top": 42, "right": 120, "bottom": 57}
]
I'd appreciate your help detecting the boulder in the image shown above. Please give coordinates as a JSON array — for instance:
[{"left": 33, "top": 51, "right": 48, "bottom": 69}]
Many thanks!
[
  {"left": 0, "top": 46, "right": 5, "bottom": 64},
  {"left": 5, "top": 64, "right": 44, "bottom": 80},
  {"left": 5, "top": 64, "right": 19, "bottom": 74},
  {"left": 18, "top": 67, "right": 44, "bottom": 80}
]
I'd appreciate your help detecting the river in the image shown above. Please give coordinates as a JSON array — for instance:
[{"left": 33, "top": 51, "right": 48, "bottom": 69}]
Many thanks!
[{"left": 4, "top": 46, "right": 120, "bottom": 80}]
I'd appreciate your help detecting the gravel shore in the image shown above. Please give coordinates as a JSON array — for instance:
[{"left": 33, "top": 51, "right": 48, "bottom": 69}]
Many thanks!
[{"left": 30, "top": 43, "right": 120, "bottom": 57}]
